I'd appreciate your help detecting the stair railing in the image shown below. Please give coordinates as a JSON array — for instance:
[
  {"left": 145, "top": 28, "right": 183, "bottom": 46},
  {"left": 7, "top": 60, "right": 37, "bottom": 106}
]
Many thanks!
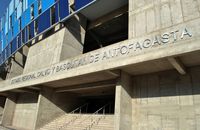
[
  {"left": 58, "top": 103, "right": 89, "bottom": 130},
  {"left": 70, "top": 103, "right": 89, "bottom": 114},
  {"left": 83, "top": 102, "right": 112, "bottom": 130}
]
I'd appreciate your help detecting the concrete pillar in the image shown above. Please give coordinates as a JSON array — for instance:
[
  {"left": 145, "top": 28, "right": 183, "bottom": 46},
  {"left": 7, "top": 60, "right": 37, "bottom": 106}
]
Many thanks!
[
  {"left": 0, "top": 96, "right": 6, "bottom": 122},
  {"left": 0, "top": 65, "right": 7, "bottom": 80},
  {"left": 24, "top": 14, "right": 87, "bottom": 73},
  {"left": 34, "top": 87, "right": 82, "bottom": 129},
  {"left": 34, "top": 88, "right": 63, "bottom": 129},
  {"left": 6, "top": 47, "right": 28, "bottom": 79},
  {"left": 114, "top": 71, "right": 132, "bottom": 130},
  {"left": 60, "top": 14, "right": 87, "bottom": 61},
  {"left": 1, "top": 94, "right": 17, "bottom": 127}
]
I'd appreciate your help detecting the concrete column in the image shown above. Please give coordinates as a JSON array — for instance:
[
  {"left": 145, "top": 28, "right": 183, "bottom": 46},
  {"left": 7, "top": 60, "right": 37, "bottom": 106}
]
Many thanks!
[
  {"left": 34, "top": 87, "right": 81, "bottom": 129},
  {"left": 114, "top": 71, "right": 132, "bottom": 130},
  {"left": 0, "top": 96, "right": 6, "bottom": 122},
  {"left": 34, "top": 88, "right": 63, "bottom": 129},
  {"left": 6, "top": 47, "right": 28, "bottom": 79},
  {"left": 23, "top": 14, "right": 87, "bottom": 73},
  {"left": 0, "top": 65, "right": 7, "bottom": 80},
  {"left": 1, "top": 94, "right": 17, "bottom": 126},
  {"left": 60, "top": 14, "right": 87, "bottom": 61}
]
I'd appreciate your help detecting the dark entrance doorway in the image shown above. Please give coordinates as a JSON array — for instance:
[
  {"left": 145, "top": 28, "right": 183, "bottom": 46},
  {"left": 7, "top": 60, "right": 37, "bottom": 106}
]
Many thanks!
[{"left": 84, "top": 95, "right": 115, "bottom": 114}]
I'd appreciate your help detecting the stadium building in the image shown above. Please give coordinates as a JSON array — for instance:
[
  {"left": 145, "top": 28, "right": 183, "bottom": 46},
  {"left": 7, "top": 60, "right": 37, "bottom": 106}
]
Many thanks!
[{"left": 0, "top": 0, "right": 200, "bottom": 130}]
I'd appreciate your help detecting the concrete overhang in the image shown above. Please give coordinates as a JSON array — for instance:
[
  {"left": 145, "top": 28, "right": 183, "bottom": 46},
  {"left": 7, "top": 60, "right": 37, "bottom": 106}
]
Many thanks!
[{"left": 0, "top": 18, "right": 200, "bottom": 91}]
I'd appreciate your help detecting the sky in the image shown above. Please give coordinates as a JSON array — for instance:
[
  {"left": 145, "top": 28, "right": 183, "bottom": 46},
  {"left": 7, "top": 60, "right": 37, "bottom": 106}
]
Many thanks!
[{"left": 0, "top": 0, "right": 11, "bottom": 18}]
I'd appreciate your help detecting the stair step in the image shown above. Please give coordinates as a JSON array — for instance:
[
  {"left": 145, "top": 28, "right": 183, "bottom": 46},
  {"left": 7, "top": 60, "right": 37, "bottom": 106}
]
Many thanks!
[{"left": 38, "top": 114, "right": 114, "bottom": 130}]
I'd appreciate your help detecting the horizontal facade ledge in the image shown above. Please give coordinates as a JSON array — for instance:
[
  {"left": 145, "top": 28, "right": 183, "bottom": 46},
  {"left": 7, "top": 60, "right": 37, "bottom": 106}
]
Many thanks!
[{"left": 0, "top": 17, "right": 200, "bottom": 91}]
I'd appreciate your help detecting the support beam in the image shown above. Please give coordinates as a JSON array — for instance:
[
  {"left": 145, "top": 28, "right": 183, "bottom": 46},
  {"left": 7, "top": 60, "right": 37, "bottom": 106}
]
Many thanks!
[
  {"left": 106, "top": 70, "right": 120, "bottom": 77},
  {"left": 168, "top": 57, "right": 186, "bottom": 75},
  {"left": 56, "top": 79, "right": 117, "bottom": 93},
  {"left": 10, "top": 88, "right": 39, "bottom": 94}
]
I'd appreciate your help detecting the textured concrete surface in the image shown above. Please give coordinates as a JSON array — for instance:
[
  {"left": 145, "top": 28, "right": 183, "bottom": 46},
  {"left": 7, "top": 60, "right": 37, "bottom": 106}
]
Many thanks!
[
  {"left": 35, "top": 88, "right": 84, "bottom": 129},
  {"left": 1, "top": 20, "right": 199, "bottom": 91},
  {"left": 6, "top": 47, "right": 29, "bottom": 79},
  {"left": 1, "top": 94, "right": 17, "bottom": 127},
  {"left": 115, "top": 71, "right": 132, "bottom": 130},
  {"left": 0, "top": 0, "right": 200, "bottom": 130},
  {"left": 129, "top": 0, "right": 200, "bottom": 38},
  {"left": 24, "top": 15, "right": 87, "bottom": 74},
  {"left": 12, "top": 93, "right": 38, "bottom": 130},
  {"left": 132, "top": 67, "right": 200, "bottom": 130}
]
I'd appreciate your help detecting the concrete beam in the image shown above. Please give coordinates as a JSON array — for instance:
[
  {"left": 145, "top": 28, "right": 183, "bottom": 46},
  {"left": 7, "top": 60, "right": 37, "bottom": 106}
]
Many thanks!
[
  {"left": 28, "top": 86, "right": 41, "bottom": 91},
  {"left": 106, "top": 70, "right": 120, "bottom": 77},
  {"left": 168, "top": 57, "right": 186, "bottom": 75},
  {"left": 56, "top": 79, "right": 117, "bottom": 92},
  {"left": 10, "top": 88, "right": 39, "bottom": 94}
]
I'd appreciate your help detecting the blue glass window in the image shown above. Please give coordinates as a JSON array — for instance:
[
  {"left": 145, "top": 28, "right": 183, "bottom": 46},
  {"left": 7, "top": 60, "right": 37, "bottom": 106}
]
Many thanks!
[
  {"left": 75, "top": 0, "right": 94, "bottom": 10},
  {"left": 34, "top": 1, "right": 39, "bottom": 18},
  {"left": 17, "top": 33, "right": 22, "bottom": 48},
  {"left": 17, "top": 2, "right": 23, "bottom": 19},
  {"left": 55, "top": 3, "right": 59, "bottom": 22},
  {"left": 13, "top": 21, "right": 19, "bottom": 37},
  {"left": 11, "top": 13, "right": 15, "bottom": 27},
  {"left": 2, "top": 34, "right": 6, "bottom": 50},
  {"left": 5, "top": 45, "right": 11, "bottom": 59},
  {"left": 0, "top": 32, "right": 2, "bottom": 43},
  {"left": 42, "top": 0, "right": 54, "bottom": 12},
  {"left": 25, "top": 8, "right": 31, "bottom": 25},
  {"left": 2, "top": 50, "right": 5, "bottom": 62},
  {"left": 21, "top": 12, "right": 26, "bottom": 29},
  {"left": 15, "top": 0, "right": 20, "bottom": 9},
  {"left": 11, "top": 38, "right": 17, "bottom": 54},
  {"left": 0, "top": 54, "right": 2, "bottom": 64},
  {"left": 28, "top": 0, "right": 35, "bottom": 6},
  {"left": 22, "top": 28, "right": 27, "bottom": 44},
  {"left": 50, "top": 4, "right": 59, "bottom": 25},
  {"left": 59, "top": 0, "right": 69, "bottom": 20},
  {"left": 8, "top": 30, "right": 12, "bottom": 43},
  {"left": 28, "top": 22, "right": 35, "bottom": 40},
  {"left": 38, "top": 9, "right": 51, "bottom": 34},
  {"left": 9, "top": 0, "right": 15, "bottom": 16}
]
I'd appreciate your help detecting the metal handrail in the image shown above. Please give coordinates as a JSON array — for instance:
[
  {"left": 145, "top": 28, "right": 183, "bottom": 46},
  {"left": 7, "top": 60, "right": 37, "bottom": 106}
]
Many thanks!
[
  {"left": 83, "top": 103, "right": 112, "bottom": 130},
  {"left": 58, "top": 103, "right": 89, "bottom": 130},
  {"left": 58, "top": 102, "right": 112, "bottom": 130},
  {"left": 93, "top": 103, "right": 112, "bottom": 115},
  {"left": 70, "top": 103, "right": 89, "bottom": 114}
]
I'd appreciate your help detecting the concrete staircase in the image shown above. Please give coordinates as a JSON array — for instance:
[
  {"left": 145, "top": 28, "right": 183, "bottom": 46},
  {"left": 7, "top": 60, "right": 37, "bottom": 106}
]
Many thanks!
[{"left": 38, "top": 114, "right": 114, "bottom": 130}]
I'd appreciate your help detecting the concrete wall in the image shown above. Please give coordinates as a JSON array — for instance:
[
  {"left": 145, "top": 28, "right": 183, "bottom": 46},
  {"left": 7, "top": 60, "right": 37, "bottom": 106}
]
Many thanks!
[
  {"left": 35, "top": 88, "right": 84, "bottom": 129},
  {"left": 129, "top": 0, "right": 200, "bottom": 38},
  {"left": 12, "top": 93, "right": 38, "bottom": 130},
  {"left": 132, "top": 66, "right": 200, "bottom": 130}
]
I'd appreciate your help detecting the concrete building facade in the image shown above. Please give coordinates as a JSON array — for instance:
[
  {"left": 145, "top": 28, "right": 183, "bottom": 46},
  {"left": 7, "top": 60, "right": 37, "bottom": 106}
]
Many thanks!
[{"left": 0, "top": 0, "right": 200, "bottom": 130}]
